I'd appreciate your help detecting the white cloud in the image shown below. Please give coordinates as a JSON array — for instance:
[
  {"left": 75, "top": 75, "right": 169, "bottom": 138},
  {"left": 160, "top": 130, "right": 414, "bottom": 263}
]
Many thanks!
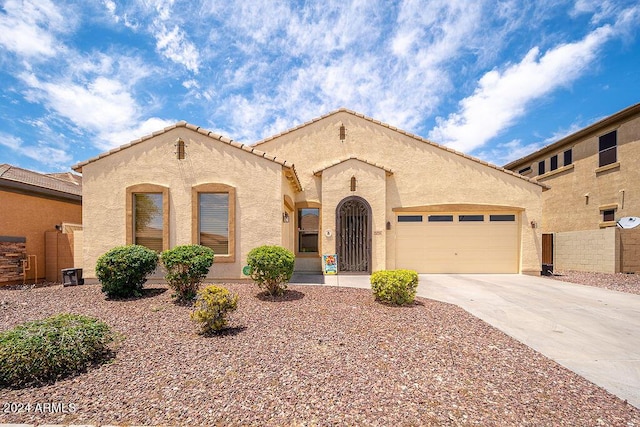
[
  {"left": 0, "top": 132, "right": 72, "bottom": 167},
  {"left": 154, "top": 24, "right": 201, "bottom": 73},
  {"left": 0, "top": 0, "right": 69, "bottom": 59},
  {"left": 99, "top": 117, "right": 176, "bottom": 150},
  {"left": 428, "top": 24, "right": 614, "bottom": 152}
]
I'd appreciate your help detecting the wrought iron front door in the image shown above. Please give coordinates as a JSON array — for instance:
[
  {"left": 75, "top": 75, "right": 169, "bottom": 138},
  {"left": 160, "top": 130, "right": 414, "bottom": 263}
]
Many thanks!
[{"left": 336, "top": 197, "right": 371, "bottom": 273}]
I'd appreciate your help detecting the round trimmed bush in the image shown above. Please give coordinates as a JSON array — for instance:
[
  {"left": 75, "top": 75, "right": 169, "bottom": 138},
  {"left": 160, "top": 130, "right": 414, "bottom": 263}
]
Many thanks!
[
  {"left": 96, "top": 245, "right": 159, "bottom": 298},
  {"left": 190, "top": 285, "right": 238, "bottom": 334},
  {"left": 371, "top": 269, "right": 419, "bottom": 305},
  {"left": 247, "top": 245, "right": 295, "bottom": 296},
  {"left": 161, "top": 245, "right": 215, "bottom": 301},
  {"left": 0, "top": 313, "right": 114, "bottom": 387}
]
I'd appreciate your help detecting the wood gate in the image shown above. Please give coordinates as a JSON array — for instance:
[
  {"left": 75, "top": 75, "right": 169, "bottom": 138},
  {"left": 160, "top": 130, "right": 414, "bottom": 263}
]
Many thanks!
[{"left": 336, "top": 196, "right": 371, "bottom": 273}]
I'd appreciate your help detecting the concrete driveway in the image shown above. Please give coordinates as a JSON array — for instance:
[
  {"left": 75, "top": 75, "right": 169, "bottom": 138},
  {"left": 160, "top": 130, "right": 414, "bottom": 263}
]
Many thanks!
[{"left": 309, "top": 273, "right": 640, "bottom": 408}]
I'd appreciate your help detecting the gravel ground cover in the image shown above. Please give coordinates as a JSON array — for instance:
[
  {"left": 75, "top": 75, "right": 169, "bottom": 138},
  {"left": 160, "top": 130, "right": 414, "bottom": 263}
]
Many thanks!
[
  {"left": 1, "top": 283, "right": 638, "bottom": 426},
  {"left": 547, "top": 270, "right": 640, "bottom": 295}
]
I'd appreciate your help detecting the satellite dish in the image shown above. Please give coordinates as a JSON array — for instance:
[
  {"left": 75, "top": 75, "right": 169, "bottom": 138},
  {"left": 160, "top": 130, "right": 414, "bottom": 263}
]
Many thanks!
[{"left": 617, "top": 217, "right": 640, "bottom": 229}]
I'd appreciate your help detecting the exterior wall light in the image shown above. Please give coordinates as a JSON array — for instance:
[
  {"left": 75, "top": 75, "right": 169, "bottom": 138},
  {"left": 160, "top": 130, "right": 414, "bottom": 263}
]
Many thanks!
[{"left": 283, "top": 212, "right": 290, "bottom": 223}]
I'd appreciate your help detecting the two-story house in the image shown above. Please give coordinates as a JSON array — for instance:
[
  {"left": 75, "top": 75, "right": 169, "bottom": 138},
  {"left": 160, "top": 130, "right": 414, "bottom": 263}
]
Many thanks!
[{"left": 505, "top": 103, "right": 640, "bottom": 273}]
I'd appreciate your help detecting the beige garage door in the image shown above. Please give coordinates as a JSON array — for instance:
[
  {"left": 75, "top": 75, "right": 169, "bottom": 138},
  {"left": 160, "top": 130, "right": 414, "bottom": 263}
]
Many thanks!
[{"left": 395, "top": 213, "right": 519, "bottom": 273}]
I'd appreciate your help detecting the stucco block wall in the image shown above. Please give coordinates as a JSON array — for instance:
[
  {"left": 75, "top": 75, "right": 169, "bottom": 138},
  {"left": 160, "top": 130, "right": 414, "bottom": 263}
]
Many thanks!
[
  {"left": 256, "top": 111, "right": 543, "bottom": 274},
  {"left": 80, "top": 127, "right": 288, "bottom": 279},
  {"left": 555, "top": 228, "right": 620, "bottom": 273},
  {"left": 0, "top": 190, "right": 82, "bottom": 283},
  {"left": 320, "top": 159, "right": 387, "bottom": 272}
]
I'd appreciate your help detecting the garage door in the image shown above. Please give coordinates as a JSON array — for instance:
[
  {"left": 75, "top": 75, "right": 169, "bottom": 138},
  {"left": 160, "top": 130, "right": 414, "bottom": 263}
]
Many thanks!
[{"left": 395, "top": 212, "right": 519, "bottom": 273}]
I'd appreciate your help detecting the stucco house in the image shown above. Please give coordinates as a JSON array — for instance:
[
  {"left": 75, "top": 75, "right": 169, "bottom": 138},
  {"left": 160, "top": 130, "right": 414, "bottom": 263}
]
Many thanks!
[
  {"left": 73, "top": 109, "right": 545, "bottom": 279},
  {"left": 0, "top": 164, "right": 82, "bottom": 285},
  {"left": 504, "top": 102, "right": 640, "bottom": 273}
]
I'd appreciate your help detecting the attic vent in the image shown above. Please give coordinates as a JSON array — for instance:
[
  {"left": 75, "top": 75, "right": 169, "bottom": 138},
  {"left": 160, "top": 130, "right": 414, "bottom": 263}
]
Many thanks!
[
  {"left": 175, "top": 138, "right": 185, "bottom": 159},
  {"left": 339, "top": 123, "right": 346, "bottom": 141},
  {"left": 350, "top": 176, "right": 356, "bottom": 191}
]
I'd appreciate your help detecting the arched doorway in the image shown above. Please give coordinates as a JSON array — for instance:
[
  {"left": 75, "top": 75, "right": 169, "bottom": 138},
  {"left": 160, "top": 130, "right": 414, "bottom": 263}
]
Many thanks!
[{"left": 336, "top": 196, "right": 372, "bottom": 273}]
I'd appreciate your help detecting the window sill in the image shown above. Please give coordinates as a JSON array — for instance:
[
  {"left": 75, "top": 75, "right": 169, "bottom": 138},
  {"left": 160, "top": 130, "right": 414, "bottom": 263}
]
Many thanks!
[
  {"left": 296, "top": 253, "right": 320, "bottom": 258},
  {"left": 214, "top": 255, "right": 236, "bottom": 263},
  {"left": 599, "top": 221, "right": 617, "bottom": 228},
  {"left": 595, "top": 162, "right": 620, "bottom": 174},
  {"left": 536, "top": 164, "right": 574, "bottom": 180}
]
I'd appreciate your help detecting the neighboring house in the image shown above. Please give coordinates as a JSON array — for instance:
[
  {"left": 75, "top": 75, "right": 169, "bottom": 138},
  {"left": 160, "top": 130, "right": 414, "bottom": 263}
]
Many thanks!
[
  {"left": 73, "top": 109, "right": 545, "bottom": 280},
  {"left": 0, "top": 164, "right": 82, "bottom": 285},
  {"left": 504, "top": 103, "right": 640, "bottom": 273}
]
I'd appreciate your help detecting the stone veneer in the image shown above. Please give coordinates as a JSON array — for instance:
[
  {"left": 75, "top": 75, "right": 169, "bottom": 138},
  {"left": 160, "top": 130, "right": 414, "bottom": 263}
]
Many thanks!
[{"left": 0, "top": 236, "right": 26, "bottom": 283}]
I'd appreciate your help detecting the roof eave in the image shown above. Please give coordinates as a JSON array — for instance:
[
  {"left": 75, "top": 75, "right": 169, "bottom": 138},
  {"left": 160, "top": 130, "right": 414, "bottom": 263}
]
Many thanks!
[{"left": 504, "top": 102, "right": 640, "bottom": 169}]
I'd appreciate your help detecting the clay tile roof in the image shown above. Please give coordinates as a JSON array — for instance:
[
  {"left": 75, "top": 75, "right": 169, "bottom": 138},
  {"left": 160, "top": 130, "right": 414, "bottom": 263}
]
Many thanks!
[
  {"left": 71, "top": 121, "right": 302, "bottom": 192},
  {"left": 255, "top": 108, "right": 549, "bottom": 190},
  {"left": 0, "top": 164, "right": 82, "bottom": 199},
  {"left": 313, "top": 157, "right": 393, "bottom": 176}
]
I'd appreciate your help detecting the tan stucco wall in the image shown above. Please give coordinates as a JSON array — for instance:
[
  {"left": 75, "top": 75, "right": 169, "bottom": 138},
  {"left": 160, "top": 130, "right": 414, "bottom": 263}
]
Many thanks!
[
  {"left": 509, "top": 114, "right": 640, "bottom": 232},
  {"left": 256, "top": 111, "right": 543, "bottom": 274},
  {"left": 80, "top": 127, "right": 287, "bottom": 279},
  {"left": 554, "top": 228, "right": 620, "bottom": 273},
  {"left": 0, "top": 189, "right": 82, "bottom": 283},
  {"left": 321, "top": 159, "right": 387, "bottom": 272}
]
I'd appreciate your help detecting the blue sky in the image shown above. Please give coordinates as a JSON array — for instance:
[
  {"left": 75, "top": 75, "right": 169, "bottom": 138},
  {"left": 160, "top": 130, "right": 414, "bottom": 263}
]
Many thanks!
[{"left": 1, "top": 0, "right": 639, "bottom": 173}]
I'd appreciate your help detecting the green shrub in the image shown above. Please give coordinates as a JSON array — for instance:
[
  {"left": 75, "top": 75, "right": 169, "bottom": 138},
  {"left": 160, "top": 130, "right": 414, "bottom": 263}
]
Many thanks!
[
  {"left": 0, "top": 313, "right": 114, "bottom": 387},
  {"left": 161, "top": 245, "right": 215, "bottom": 301},
  {"left": 191, "top": 285, "right": 238, "bottom": 334},
  {"left": 247, "top": 245, "right": 295, "bottom": 296},
  {"left": 96, "top": 245, "right": 159, "bottom": 298},
  {"left": 371, "top": 269, "right": 419, "bottom": 305}
]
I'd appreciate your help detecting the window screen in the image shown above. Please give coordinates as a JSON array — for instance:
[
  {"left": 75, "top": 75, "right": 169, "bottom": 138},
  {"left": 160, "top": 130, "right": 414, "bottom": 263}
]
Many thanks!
[
  {"left": 490, "top": 214, "right": 516, "bottom": 222},
  {"left": 398, "top": 215, "right": 423, "bottom": 222},
  {"left": 538, "top": 160, "right": 545, "bottom": 175},
  {"left": 564, "top": 149, "right": 572, "bottom": 166},
  {"left": 518, "top": 166, "right": 531, "bottom": 174},
  {"left": 602, "top": 209, "right": 615, "bottom": 222},
  {"left": 199, "top": 193, "right": 229, "bottom": 255},
  {"left": 134, "top": 193, "right": 163, "bottom": 252},
  {"left": 428, "top": 215, "right": 453, "bottom": 222},
  {"left": 459, "top": 215, "right": 484, "bottom": 222},
  {"left": 298, "top": 208, "right": 319, "bottom": 252},
  {"left": 599, "top": 131, "right": 617, "bottom": 167},
  {"left": 550, "top": 155, "right": 558, "bottom": 171}
]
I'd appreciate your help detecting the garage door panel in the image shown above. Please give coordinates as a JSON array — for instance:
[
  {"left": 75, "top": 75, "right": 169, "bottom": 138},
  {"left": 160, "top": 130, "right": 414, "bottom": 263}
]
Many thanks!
[{"left": 396, "top": 213, "right": 519, "bottom": 273}]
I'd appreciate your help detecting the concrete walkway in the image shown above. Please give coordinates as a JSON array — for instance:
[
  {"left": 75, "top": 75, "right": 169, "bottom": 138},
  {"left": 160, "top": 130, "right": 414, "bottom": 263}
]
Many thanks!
[{"left": 294, "top": 273, "right": 640, "bottom": 408}]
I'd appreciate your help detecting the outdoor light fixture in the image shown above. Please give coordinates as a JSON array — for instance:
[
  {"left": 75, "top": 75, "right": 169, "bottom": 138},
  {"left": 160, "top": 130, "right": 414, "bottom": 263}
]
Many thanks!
[
  {"left": 530, "top": 220, "right": 537, "bottom": 229},
  {"left": 283, "top": 212, "right": 290, "bottom": 223}
]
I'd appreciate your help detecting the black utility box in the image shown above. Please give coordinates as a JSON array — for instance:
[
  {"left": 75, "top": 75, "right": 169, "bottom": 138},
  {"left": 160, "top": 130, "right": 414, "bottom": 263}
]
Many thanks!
[{"left": 62, "top": 268, "right": 84, "bottom": 286}]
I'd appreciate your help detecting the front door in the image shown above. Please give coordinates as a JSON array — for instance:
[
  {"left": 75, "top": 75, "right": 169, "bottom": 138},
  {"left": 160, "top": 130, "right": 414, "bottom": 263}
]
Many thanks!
[{"left": 336, "top": 196, "right": 372, "bottom": 273}]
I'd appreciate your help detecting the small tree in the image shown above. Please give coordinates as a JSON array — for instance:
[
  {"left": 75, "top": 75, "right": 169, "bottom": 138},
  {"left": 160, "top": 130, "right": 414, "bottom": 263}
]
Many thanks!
[
  {"left": 161, "top": 245, "right": 214, "bottom": 301},
  {"left": 191, "top": 285, "right": 238, "bottom": 334},
  {"left": 247, "top": 245, "right": 295, "bottom": 296},
  {"left": 96, "top": 245, "right": 158, "bottom": 298}
]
